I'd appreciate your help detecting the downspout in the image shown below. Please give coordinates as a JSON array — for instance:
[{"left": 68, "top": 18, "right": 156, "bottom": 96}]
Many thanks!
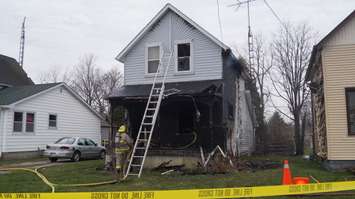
[
  {"left": 0, "top": 109, "right": 2, "bottom": 158},
  {"left": 1, "top": 108, "right": 8, "bottom": 158}
]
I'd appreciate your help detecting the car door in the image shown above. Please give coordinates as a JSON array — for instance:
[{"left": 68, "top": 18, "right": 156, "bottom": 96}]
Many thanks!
[
  {"left": 87, "top": 138, "right": 101, "bottom": 157},
  {"left": 77, "top": 138, "right": 89, "bottom": 158},
  {"left": 84, "top": 138, "right": 97, "bottom": 158}
]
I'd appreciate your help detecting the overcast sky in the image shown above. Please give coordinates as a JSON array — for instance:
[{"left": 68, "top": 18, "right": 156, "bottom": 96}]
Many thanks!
[{"left": 0, "top": 0, "right": 354, "bottom": 84}]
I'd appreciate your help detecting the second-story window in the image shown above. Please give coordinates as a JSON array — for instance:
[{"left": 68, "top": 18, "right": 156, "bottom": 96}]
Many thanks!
[
  {"left": 177, "top": 43, "right": 191, "bottom": 72},
  {"left": 147, "top": 46, "right": 160, "bottom": 74}
]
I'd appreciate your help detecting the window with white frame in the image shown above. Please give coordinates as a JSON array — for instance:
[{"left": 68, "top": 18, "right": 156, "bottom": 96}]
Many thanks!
[
  {"left": 49, "top": 114, "right": 57, "bottom": 128},
  {"left": 25, "top": 113, "right": 35, "bottom": 132},
  {"left": 176, "top": 42, "right": 191, "bottom": 72},
  {"left": 13, "top": 112, "right": 23, "bottom": 132},
  {"left": 13, "top": 112, "right": 35, "bottom": 133},
  {"left": 147, "top": 45, "right": 160, "bottom": 74}
]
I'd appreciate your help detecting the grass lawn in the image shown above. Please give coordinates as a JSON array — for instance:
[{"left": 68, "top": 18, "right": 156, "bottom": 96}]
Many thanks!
[{"left": 1, "top": 155, "right": 355, "bottom": 198}]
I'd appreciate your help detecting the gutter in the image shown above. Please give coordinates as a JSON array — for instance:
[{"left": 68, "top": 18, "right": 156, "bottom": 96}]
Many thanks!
[{"left": 0, "top": 106, "right": 11, "bottom": 158}]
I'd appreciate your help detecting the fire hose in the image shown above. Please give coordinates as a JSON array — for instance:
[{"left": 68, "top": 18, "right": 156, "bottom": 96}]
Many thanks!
[{"left": 0, "top": 164, "right": 117, "bottom": 193}]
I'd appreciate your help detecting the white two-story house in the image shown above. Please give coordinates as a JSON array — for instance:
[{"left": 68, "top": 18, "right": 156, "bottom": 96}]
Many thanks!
[{"left": 109, "top": 4, "right": 255, "bottom": 166}]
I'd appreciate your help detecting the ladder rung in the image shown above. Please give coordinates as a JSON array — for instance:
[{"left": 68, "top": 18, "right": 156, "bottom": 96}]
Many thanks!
[
  {"left": 128, "top": 173, "right": 139, "bottom": 176},
  {"left": 133, "top": 156, "right": 144, "bottom": 158},
  {"left": 142, "top": 123, "right": 152, "bottom": 125},
  {"left": 145, "top": 115, "right": 153, "bottom": 118},
  {"left": 135, "top": 147, "right": 146, "bottom": 149},
  {"left": 131, "top": 164, "right": 142, "bottom": 167},
  {"left": 150, "top": 101, "right": 158, "bottom": 103},
  {"left": 147, "top": 108, "right": 155, "bottom": 110}
]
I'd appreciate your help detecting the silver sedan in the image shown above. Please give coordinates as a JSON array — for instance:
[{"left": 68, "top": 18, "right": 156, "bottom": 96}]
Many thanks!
[{"left": 43, "top": 137, "right": 106, "bottom": 162}]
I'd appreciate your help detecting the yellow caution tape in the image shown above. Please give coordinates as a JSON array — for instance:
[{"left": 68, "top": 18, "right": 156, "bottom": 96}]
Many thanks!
[{"left": 1, "top": 181, "right": 355, "bottom": 199}]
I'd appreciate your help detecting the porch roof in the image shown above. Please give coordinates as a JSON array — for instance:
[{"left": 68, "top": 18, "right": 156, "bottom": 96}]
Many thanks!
[{"left": 109, "top": 80, "right": 223, "bottom": 99}]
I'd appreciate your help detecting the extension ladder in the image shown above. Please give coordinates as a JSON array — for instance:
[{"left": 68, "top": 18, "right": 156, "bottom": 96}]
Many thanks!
[{"left": 124, "top": 49, "right": 173, "bottom": 179}]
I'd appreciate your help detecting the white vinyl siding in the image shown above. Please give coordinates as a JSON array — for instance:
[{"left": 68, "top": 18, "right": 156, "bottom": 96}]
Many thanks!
[
  {"left": 123, "top": 11, "right": 222, "bottom": 85},
  {"left": 1, "top": 86, "right": 101, "bottom": 152}
]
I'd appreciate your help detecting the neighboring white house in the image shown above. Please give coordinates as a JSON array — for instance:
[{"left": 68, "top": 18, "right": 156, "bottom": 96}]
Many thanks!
[{"left": 0, "top": 82, "right": 102, "bottom": 159}]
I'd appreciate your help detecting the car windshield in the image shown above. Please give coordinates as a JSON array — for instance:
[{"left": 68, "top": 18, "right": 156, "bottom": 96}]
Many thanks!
[{"left": 55, "top": 137, "right": 76, "bottom": 144}]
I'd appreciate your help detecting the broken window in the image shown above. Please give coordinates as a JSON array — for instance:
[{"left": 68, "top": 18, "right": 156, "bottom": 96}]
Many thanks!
[
  {"left": 346, "top": 88, "right": 355, "bottom": 135},
  {"left": 177, "top": 43, "right": 191, "bottom": 72},
  {"left": 147, "top": 46, "right": 160, "bottom": 74}
]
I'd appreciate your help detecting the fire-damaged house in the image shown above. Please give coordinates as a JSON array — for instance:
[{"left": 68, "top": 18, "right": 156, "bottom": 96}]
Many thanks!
[
  {"left": 306, "top": 10, "right": 355, "bottom": 170},
  {"left": 109, "top": 4, "right": 256, "bottom": 171}
]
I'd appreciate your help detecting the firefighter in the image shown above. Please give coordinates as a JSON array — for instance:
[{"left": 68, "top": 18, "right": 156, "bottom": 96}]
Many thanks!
[{"left": 115, "top": 124, "right": 133, "bottom": 178}]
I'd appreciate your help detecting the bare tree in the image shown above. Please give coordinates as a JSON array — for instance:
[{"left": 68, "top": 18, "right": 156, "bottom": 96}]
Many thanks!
[
  {"left": 250, "top": 34, "right": 273, "bottom": 153},
  {"left": 39, "top": 66, "right": 72, "bottom": 84},
  {"left": 270, "top": 23, "right": 314, "bottom": 155},
  {"left": 69, "top": 54, "right": 98, "bottom": 107},
  {"left": 68, "top": 54, "right": 123, "bottom": 117},
  {"left": 93, "top": 68, "right": 123, "bottom": 115}
]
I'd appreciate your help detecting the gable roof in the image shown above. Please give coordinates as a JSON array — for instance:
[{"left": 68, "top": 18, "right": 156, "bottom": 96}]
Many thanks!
[
  {"left": 306, "top": 10, "right": 355, "bottom": 81},
  {"left": 0, "top": 82, "right": 103, "bottom": 120},
  {"left": 0, "top": 54, "right": 34, "bottom": 86},
  {"left": 116, "top": 3, "right": 229, "bottom": 62},
  {"left": 314, "top": 10, "right": 355, "bottom": 48},
  {"left": 0, "top": 83, "right": 60, "bottom": 105}
]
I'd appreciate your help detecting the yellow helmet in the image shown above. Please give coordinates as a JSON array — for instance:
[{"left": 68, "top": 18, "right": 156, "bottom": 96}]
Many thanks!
[{"left": 118, "top": 125, "right": 126, "bottom": 134}]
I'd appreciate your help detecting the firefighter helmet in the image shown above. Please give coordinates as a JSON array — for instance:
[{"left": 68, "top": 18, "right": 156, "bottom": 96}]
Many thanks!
[{"left": 118, "top": 125, "right": 126, "bottom": 134}]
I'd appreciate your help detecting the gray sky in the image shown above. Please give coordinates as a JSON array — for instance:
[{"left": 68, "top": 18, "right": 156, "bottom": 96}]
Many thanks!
[{"left": 0, "top": 0, "right": 354, "bottom": 84}]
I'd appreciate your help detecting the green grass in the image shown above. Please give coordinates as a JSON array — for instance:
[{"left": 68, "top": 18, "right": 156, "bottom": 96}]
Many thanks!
[
  {"left": 0, "top": 156, "right": 355, "bottom": 198},
  {"left": 0, "top": 157, "right": 47, "bottom": 167},
  {"left": 0, "top": 171, "right": 50, "bottom": 193}
]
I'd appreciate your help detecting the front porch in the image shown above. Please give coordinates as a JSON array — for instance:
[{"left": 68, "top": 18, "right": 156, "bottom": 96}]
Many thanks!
[{"left": 109, "top": 80, "right": 230, "bottom": 167}]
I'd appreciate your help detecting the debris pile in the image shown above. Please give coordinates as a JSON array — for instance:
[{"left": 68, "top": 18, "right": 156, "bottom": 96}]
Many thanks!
[{"left": 233, "top": 159, "right": 281, "bottom": 172}]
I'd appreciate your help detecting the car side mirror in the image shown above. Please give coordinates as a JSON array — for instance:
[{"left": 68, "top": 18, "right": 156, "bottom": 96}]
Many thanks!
[
  {"left": 78, "top": 143, "right": 83, "bottom": 146},
  {"left": 94, "top": 143, "right": 97, "bottom": 146}
]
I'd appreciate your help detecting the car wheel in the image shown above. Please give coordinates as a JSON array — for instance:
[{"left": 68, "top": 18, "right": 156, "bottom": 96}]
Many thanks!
[
  {"left": 72, "top": 151, "right": 81, "bottom": 162},
  {"left": 49, "top": 157, "right": 57, "bottom": 162},
  {"left": 99, "top": 150, "right": 105, "bottom": 159}
]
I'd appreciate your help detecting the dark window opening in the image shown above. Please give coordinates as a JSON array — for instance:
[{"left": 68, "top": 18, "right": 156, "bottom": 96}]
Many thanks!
[
  {"left": 346, "top": 88, "right": 355, "bottom": 135},
  {"left": 177, "top": 43, "right": 190, "bottom": 71},
  {"left": 228, "top": 103, "right": 234, "bottom": 120},
  {"left": 13, "top": 112, "right": 23, "bottom": 132},
  {"left": 49, "top": 114, "right": 57, "bottom": 128},
  {"left": 178, "top": 106, "right": 194, "bottom": 134}
]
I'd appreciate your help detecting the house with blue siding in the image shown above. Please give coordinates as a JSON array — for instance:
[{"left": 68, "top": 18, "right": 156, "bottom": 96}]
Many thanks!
[{"left": 109, "top": 4, "right": 255, "bottom": 167}]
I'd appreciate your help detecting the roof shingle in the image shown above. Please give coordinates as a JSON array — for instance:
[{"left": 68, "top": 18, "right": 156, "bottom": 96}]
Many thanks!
[{"left": 0, "top": 83, "right": 61, "bottom": 105}]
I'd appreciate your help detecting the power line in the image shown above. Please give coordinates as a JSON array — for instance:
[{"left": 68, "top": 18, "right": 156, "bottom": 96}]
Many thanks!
[
  {"left": 263, "top": 0, "right": 286, "bottom": 30},
  {"left": 216, "top": 0, "right": 224, "bottom": 41}
]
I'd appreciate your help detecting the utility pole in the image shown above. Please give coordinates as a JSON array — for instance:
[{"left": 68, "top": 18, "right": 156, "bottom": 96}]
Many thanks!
[
  {"left": 19, "top": 17, "right": 26, "bottom": 67},
  {"left": 229, "top": 0, "right": 257, "bottom": 76}
]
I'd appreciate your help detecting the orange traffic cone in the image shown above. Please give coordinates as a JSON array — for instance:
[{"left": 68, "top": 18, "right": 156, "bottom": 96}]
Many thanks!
[{"left": 282, "top": 160, "right": 293, "bottom": 185}]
